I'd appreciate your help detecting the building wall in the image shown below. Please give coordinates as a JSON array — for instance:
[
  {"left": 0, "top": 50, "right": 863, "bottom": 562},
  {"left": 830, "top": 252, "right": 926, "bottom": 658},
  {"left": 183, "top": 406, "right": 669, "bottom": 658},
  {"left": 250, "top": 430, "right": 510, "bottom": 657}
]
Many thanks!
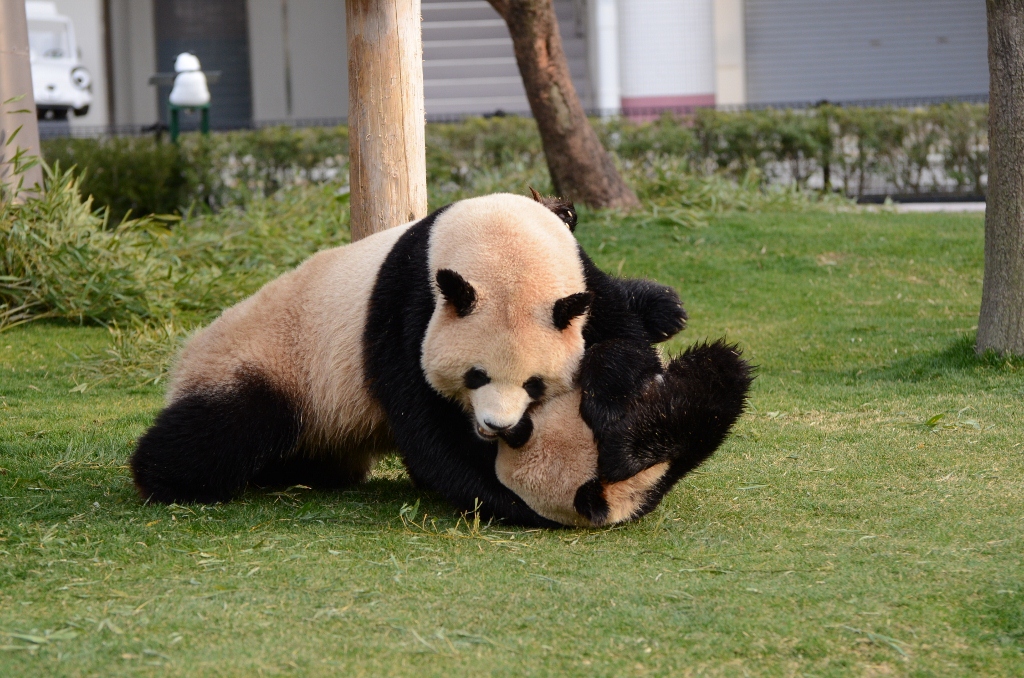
[
  {"left": 101, "top": 0, "right": 593, "bottom": 127},
  {"left": 250, "top": 0, "right": 591, "bottom": 122},
  {"left": 618, "top": 0, "right": 716, "bottom": 112},
  {"left": 247, "top": 0, "right": 348, "bottom": 124},
  {"left": 107, "top": 0, "right": 157, "bottom": 126},
  {"left": 745, "top": 0, "right": 988, "bottom": 104},
  {"left": 52, "top": 0, "right": 109, "bottom": 127},
  {"left": 713, "top": 0, "right": 746, "bottom": 106}
]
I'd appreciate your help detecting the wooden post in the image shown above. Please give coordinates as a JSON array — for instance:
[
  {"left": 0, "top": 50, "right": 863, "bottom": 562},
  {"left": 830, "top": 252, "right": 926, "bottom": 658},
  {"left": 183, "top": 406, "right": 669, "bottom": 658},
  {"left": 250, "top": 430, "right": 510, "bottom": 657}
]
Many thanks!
[
  {"left": 0, "top": 0, "right": 44, "bottom": 197},
  {"left": 347, "top": 0, "right": 427, "bottom": 241}
]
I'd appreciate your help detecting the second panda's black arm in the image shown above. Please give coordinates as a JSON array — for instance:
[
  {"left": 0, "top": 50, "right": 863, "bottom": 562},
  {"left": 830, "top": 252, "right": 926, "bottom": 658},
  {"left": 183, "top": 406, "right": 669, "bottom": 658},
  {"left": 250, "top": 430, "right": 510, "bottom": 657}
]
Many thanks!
[
  {"left": 390, "top": 391, "right": 559, "bottom": 527},
  {"left": 577, "top": 246, "right": 686, "bottom": 346},
  {"left": 592, "top": 340, "right": 754, "bottom": 485},
  {"left": 619, "top": 279, "right": 687, "bottom": 343}
]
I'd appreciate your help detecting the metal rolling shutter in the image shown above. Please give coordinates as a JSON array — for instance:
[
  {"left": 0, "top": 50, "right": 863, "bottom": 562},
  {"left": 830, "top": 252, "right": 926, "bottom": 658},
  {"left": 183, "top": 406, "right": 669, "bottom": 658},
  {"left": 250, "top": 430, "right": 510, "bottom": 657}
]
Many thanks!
[
  {"left": 421, "top": 0, "right": 591, "bottom": 117},
  {"left": 744, "top": 0, "right": 987, "bottom": 105}
]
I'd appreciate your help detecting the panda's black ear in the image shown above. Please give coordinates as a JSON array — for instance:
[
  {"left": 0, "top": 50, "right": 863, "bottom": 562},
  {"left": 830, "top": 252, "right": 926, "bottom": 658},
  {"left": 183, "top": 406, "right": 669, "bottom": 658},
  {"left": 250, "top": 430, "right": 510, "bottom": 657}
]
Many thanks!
[
  {"left": 552, "top": 291, "right": 593, "bottom": 330},
  {"left": 529, "top": 187, "right": 577, "bottom": 232},
  {"left": 436, "top": 269, "right": 477, "bottom": 317}
]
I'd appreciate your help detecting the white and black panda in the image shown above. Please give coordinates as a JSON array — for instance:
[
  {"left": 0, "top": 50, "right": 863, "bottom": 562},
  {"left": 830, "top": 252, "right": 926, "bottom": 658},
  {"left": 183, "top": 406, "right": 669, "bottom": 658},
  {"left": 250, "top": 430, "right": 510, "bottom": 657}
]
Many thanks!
[
  {"left": 130, "top": 192, "right": 685, "bottom": 527},
  {"left": 497, "top": 339, "right": 753, "bottom": 527}
]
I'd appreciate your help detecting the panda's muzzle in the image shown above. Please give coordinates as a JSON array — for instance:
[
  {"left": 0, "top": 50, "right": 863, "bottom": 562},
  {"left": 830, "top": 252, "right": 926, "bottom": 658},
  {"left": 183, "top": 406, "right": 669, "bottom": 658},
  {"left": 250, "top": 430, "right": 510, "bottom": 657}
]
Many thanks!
[
  {"left": 476, "top": 423, "right": 500, "bottom": 440},
  {"left": 487, "top": 414, "right": 534, "bottom": 449}
]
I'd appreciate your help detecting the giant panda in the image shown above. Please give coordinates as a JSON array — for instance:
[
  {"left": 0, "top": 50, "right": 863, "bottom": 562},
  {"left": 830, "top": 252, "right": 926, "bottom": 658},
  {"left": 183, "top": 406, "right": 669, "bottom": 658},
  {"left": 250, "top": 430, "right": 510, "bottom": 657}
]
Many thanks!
[
  {"left": 496, "top": 339, "right": 753, "bottom": 527},
  {"left": 130, "top": 192, "right": 685, "bottom": 527}
]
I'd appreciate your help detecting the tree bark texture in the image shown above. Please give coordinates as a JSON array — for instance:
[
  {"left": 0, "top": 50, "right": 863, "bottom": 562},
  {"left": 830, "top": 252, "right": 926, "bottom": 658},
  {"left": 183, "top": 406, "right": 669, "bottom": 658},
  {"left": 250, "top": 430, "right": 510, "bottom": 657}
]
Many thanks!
[
  {"left": 347, "top": 0, "right": 428, "bottom": 241},
  {"left": 0, "top": 0, "right": 44, "bottom": 198},
  {"left": 487, "top": 0, "right": 639, "bottom": 210},
  {"left": 979, "top": 0, "right": 1024, "bottom": 355}
]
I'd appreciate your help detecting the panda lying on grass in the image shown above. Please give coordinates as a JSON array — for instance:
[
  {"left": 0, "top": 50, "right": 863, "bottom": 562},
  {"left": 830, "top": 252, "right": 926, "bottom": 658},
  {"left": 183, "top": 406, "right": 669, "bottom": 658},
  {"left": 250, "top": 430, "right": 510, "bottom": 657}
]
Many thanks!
[
  {"left": 497, "top": 339, "right": 752, "bottom": 527},
  {"left": 130, "top": 192, "right": 750, "bottom": 527}
]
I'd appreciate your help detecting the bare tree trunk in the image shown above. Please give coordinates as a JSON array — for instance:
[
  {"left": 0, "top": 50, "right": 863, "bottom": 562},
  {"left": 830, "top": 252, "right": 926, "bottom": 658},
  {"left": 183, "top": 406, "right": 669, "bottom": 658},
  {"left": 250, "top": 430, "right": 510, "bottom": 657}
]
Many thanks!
[
  {"left": 487, "top": 0, "right": 639, "bottom": 210},
  {"left": 978, "top": 0, "right": 1024, "bottom": 356},
  {"left": 0, "top": 0, "right": 44, "bottom": 198},
  {"left": 347, "top": 0, "right": 428, "bottom": 241}
]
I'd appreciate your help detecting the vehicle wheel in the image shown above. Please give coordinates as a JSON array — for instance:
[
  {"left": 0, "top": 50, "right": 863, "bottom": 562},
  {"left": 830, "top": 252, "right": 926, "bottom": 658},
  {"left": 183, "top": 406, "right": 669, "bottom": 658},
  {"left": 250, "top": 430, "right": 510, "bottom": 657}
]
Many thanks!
[
  {"left": 42, "top": 108, "right": 70, "bottom": 120},
  {"left": 73, "top": 105, "right": 90, "bottom": 117}
]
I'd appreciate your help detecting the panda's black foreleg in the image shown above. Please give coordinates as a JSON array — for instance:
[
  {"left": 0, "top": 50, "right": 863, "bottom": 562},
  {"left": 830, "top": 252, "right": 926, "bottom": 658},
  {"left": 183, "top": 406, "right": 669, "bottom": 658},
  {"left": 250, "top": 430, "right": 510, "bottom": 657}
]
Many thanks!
[
  {"left": 250, "top": 455, "right": 364, "bottom": 491},
  {"left": 385, "top": 395, "right": 561, "bottom": 528},
  {"left": 592, "top": 339, "right": 754, "bottom": 484},
  {"left": 621, "top": 341, "right": 753, "bottom": 520},
  {"left": 577, "top": 338, "right": 663, "bottom": 434},
  {"left": 399, "top": 436, "right": 562, "bottom": 528},
  {"left": 577, "top": 338, "right": 665, "bottom": 482},
  {"left": 618, "top": 278, "right": 688, "bottom": 343},
  {"left": 130, "top": 373, "right": 300, "bottom": 504}
]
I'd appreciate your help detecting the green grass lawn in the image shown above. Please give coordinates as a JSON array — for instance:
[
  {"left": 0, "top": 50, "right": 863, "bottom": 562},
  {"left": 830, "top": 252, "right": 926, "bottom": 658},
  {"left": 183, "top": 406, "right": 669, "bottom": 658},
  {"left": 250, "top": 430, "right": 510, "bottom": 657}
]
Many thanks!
[{"left": 1, "top": 209, "right": 1021, "bottom": 677}]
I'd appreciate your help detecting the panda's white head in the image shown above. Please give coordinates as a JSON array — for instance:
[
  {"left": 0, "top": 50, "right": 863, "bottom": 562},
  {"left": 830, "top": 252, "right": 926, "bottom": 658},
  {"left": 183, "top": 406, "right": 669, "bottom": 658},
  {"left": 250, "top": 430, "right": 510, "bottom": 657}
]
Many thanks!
[{"left": 421, "top": 193, "right": 590, "bottom": 445}]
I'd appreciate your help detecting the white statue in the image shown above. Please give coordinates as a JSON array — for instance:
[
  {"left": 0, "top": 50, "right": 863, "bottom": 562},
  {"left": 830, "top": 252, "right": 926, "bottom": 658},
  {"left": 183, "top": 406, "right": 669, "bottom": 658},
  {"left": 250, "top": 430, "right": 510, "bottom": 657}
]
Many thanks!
[{"left": 169, "top": 53, "right": 210, "bottom": 107}]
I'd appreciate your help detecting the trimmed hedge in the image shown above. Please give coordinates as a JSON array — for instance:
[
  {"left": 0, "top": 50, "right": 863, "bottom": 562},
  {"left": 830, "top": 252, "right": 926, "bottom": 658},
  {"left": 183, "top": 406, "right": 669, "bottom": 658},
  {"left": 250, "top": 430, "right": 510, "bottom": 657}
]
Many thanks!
[
  {"left": 43, "top": 126, "right": 349, "bottom": 222},
  {"left": 41, "top": 103, "right": 987, "bottom": 220},
  {"left": 601, "top": 103, "right": 987, "bottom": 197}
]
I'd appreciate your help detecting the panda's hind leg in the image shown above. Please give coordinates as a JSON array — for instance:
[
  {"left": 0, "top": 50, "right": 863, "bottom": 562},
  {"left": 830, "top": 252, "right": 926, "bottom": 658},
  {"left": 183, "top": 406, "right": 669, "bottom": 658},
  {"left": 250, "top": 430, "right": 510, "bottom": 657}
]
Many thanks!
[
  {"left": 250, "top": 431, "right": 391, "bottom": 492},
  {"left": 130, "top": 371, "right": 300, "bottom": 504}
]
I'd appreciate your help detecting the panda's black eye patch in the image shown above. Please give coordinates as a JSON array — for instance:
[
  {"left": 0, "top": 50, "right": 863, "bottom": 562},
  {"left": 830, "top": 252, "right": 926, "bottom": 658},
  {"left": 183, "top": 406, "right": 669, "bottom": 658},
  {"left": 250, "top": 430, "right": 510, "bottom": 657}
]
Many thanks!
[
  {"left": 464, "top": 368, "right": 491, "bottom": 389},
  {"left": 523, "top": 376, "right": 546, "bottom": 400}
]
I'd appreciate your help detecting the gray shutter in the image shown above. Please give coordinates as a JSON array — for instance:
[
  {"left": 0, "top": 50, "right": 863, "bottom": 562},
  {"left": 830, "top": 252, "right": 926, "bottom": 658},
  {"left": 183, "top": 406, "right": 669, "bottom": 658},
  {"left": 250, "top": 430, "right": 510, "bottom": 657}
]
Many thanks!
[
  {"left": 422, "top": 0, "right": 591, "bottom": 118},
  {"left": 744, "top": 0, "right": 987, "bottom": 105}
]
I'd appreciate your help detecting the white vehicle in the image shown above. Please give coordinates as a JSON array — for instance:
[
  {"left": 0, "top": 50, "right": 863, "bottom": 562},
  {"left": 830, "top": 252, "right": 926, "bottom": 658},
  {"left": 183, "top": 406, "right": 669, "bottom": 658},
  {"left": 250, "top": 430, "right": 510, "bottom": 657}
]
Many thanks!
[{"left": 25, "top": 1, "right": 92, "bottom": 120}]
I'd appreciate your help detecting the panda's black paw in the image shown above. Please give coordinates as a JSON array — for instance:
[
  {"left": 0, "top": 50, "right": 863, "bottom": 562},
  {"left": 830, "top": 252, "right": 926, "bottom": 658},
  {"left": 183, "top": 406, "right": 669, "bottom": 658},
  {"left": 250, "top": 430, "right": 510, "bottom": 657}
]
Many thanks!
[
  {"left": 591, "top": 339, "right": 754, "bottom": 485},
  {"left": 649, "top": 340, "right": 754, "bottom": 473},
  {"left": 621, "top": 279, "right": 687, "bottom": 343},
  {"left": 573, "top": 478, "right": 610, "bottom": 526},
  {"left": 578, "top": 339, "right": 663, "bottom": 434}
]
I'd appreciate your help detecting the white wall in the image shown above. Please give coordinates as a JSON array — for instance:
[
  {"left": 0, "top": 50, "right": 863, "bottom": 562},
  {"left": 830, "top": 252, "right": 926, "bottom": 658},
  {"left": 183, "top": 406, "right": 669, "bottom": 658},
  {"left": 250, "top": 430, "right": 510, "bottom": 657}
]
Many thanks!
[
  {"left": 618, "top": 0, "right": 715, "bottom": 100},
  {"left": 587, "top": 0, "right": 620, "bottom": 115},
  {"left": 107, "top": 0, "right": 157, "bottom": 126},
  {"left": 52, "top": 0, "right": 109, "bottom": 126},
  {"left": 247, "top": 0, "right": 347, "bottom": 123},
  {"left": 247, "top": 0, "right": 288, "bottom": 120},
  {"left": 713, "top": 0, "right": 746, "bottom": 105}
]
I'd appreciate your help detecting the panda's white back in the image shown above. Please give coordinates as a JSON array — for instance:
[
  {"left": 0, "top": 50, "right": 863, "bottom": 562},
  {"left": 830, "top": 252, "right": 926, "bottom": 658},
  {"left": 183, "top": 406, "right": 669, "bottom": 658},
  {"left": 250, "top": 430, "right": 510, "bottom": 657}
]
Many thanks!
[{"left": 169, "top": 221, "right": 414, "bottom": 450}]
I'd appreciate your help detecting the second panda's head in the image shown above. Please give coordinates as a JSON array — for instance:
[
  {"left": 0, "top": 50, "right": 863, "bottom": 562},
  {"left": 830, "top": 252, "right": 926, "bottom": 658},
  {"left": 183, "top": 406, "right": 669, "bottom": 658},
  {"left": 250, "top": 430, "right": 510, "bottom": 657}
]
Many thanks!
[{"left": 420, "top": 194, "right": 590, "bottom": 447}]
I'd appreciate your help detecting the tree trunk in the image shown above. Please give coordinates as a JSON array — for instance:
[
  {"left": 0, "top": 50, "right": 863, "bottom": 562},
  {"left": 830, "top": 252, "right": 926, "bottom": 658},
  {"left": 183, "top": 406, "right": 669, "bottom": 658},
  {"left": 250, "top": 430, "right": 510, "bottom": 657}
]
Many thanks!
[
  {"left": 978, "top": 0, "right": 1024, "bottom": 356},
  {"left": 0, "top": 0, "right": 44, "bottom": 198},
  {"left": 487, "top": 0, "right": 639, "bottom": 210},
  {"left": 347, "top": 0, "right": 428, "bottom": 241}
]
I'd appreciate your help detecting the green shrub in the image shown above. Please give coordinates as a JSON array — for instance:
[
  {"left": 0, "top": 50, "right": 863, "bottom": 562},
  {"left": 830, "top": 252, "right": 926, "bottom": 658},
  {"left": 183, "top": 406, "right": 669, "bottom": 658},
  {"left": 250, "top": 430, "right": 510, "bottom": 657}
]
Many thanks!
[
  {"left": 41, "top": 136, "right": 195, "bottom": 222},
  {"left": 600, "top": 112, "right": 698, "bottom": 162},
  {"left": 0, "top": 164, "right": 172, "bottom": 329},
  {"left": 420, "top": 116, "right": 558, "bottom": 204},
  {"left": 935, "top": 102, "right": 988, "bottom": 195},
  {"left": 39, "top": 103, "right": 988, "bottom": 222},
  {"left": 40, "top": 126, "right": 350, "bottom": 220},
  {"left": 217, "top": 125, "right": 348, "bottom": 199}
]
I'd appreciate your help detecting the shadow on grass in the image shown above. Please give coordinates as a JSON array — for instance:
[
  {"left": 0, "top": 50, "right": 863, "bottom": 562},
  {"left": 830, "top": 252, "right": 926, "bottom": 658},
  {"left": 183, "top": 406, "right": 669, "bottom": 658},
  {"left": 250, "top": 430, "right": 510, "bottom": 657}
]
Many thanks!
[
  {"left": 226, "top": 473, "right": 459, "bottom": 526},
  {"left": 13, "top": 451, "right": 464, "bottom": 528},
  {"left": 854, "top": 334, "right": 1024, "bottom": 384}
]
